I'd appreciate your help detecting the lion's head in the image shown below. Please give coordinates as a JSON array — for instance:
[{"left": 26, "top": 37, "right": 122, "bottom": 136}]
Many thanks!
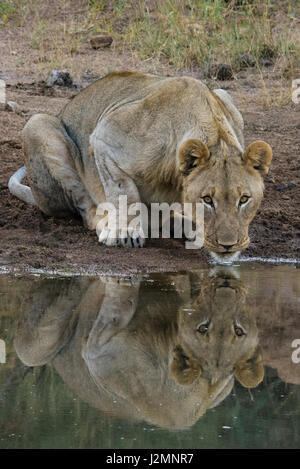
[
  {"left": 171, "top": 271, "right": 264, "bottom": 389},
  {"left": 179, "top": 138, "right": 272, "bottom": 262}
]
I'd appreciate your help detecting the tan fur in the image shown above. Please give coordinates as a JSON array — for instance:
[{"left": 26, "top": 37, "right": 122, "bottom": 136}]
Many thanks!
[
  {"left": 21, "top": 70, "right": 272, "bottom": 256},
  {"left": 171, "top": 273, "right": 264, "bottom": 388},
  {"left": 14, "top": 271, "right": 263, "bottom": 429}
]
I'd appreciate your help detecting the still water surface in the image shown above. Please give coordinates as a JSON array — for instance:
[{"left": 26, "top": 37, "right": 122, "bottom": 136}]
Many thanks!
[{"left": 0, "top": 263, "right": 299, "bottom": 449}]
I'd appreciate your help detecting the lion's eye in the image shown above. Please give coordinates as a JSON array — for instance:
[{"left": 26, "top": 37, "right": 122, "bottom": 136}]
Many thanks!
[
  {"left": 197, "top": 322, "right": 210, "bottom": 334},
  {"left": 234, "top": 325, "right": 245, "bottom": 337},
  {"left": 203, "top": 195, "right": 214, "bottom": 207},
  {"left": 239, "top": 195, "right": 250, "bottom": 206}
]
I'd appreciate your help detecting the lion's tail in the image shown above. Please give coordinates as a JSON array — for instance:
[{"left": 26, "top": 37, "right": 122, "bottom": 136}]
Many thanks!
[{"left": 8, "top": 166, "right": 36, "bottom": 205}]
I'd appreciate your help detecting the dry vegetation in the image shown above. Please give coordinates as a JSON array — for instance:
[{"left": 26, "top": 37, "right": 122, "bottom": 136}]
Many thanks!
[
  {"left": 0, "top": 0, "right": 299, "bottom": 89},
  {"left": 0, "top": 1, "right": 299, "bottom": 272}
]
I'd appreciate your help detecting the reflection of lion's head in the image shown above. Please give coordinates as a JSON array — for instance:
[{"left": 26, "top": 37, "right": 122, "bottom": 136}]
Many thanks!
[
  {"left": 171, "top": 273, "right": 264, "bottom": 389},
  {"left": 180, "top": 138, "right": 272, "bottom": 262},
  {"left": 14, "top": 272, "right": 263, "bottom": 430}
]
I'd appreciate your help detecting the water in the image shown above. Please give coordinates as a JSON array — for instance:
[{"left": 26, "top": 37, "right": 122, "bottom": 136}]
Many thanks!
[{"left": 0, "top": 263, "right": 299, "bottom": 449}]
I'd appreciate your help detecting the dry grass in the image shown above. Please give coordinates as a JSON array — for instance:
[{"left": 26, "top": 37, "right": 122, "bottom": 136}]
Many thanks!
[
  {"left": 0, "top": 0, "right": 299, "bottom": 104},
  {"left": 89, "top": 0, "right": 300, "bottom": 77}
]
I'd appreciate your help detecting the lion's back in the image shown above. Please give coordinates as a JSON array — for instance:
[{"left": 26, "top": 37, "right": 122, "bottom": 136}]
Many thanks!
[{"left": 59, "top": 71, "right": 165, "bottom": 159}]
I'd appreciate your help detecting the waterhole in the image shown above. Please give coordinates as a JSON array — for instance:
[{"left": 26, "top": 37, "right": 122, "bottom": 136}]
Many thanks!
[{"left": 0, "top": 263, "right": 299, "bottom": 449}]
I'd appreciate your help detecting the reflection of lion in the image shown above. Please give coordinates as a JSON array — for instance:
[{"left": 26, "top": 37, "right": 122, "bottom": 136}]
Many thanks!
[
  {"left": 171, "top": 274, "right": 263, "bottom": 389},
  {"left": 9, "top": 71, "right": 272, "bottom": 260},
  {"left": 14, "top": 272, "right": 262, "bottom": 430}
]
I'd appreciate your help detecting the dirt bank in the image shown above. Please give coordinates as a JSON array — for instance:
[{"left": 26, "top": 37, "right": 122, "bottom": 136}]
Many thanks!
[{"left": 1, "top": 77, "right": 299, "bottom": 275}]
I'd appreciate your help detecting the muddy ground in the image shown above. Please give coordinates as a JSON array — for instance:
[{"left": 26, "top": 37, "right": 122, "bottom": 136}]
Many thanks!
[{"left": 0, "top": 71, "right": 299, "bottom": 274}]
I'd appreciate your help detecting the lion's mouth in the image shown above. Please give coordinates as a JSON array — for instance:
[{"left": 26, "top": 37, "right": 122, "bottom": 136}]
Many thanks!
[{"left": 204, "top": 238, "right": 250, "bottom": 261}]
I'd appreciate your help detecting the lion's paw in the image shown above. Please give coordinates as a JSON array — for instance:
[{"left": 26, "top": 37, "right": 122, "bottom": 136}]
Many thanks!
[{"left": 97, "top": 224, "right": 145, "bottom": 248}]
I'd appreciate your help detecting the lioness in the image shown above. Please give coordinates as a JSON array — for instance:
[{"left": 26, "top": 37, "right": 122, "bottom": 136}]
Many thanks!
[
  {"left": 15, "top": 271, "right": 262, "bottom": 429},
  {"left": 9, "top": 71, "right": 272, "bottom": 261},
  {"left": 172, "top": 272, "right": 263, "bottom": 389}
]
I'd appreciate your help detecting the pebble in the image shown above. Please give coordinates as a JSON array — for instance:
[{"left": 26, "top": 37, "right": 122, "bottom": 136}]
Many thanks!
[
  {"left": 205, "top": 63, "right": 234, "bottom": 81},
  {"left": 275, "top": 183, "right": 296, "bottom": 191},
  {"left": 90, "top": 35, "right": 113, "bottom": 49},
  {"left": 47, "top": 70, "right": 74, "bottom": 87},
  {"left": 6, "top": 101, "right": 19, "bottom": 113}
]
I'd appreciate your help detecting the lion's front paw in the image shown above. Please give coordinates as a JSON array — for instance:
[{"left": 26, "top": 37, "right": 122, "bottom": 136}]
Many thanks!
[
  {"left": 97, "top": 223, "right": 145, "bottom": 248},
  {"left": 119, "top": 227, "right": 146, "bottom": 248}
]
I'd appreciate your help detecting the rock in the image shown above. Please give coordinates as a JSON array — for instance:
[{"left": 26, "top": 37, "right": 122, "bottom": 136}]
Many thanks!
[
  {"left": 205, "top": 63, "right": 234, "bottom": 81},
  {"left": 0, "top": 79, "right": 5, "bottom": 111},
  {"left": 90, "top": 35, "right": 113, "bottom": 50},
  {"left": 47, "top": 70, "right": 74, "bottom": 87},
  {"left": 275, "top": 183, "right": 296, "bottom": 191},
  {"left": 6, "top": 101, "right": 19, "bottom": 113},
  {"left": 236, "top": 53, "right": 256, "bottom": 69}
]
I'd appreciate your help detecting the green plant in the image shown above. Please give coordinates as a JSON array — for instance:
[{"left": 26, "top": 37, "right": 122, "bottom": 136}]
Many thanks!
[{"left": 0, "top": 0, "right": 15, "bottom": 22}]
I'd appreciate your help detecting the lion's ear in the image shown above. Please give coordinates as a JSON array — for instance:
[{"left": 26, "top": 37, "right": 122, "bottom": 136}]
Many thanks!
[
  {"left": 243, "top": 141, "right": 272, "bottom": 176},
  {"left": 235, "top": 348, "right": 264, "bottom": 388},
  {"left": 179, "top": 139, "right": 210, "bottom": 175},
  {"left": 171, "top": 345, "right": 201, "bottom": 385}
]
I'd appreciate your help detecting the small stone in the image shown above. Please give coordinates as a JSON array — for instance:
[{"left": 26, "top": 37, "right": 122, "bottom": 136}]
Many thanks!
[
  {"left": 0, "top": 79, "right": 5, "bottom": 111},
  {"left": 205, "top": 63, "right": 234, "bottom": 81},
  {"left": 275, "top": 183, "right": 296, "bottom": 191},
  {"left": 90, "top": 35, "right": 113, "bottom": 50},
  {"left": 47, "top": 70, "right": 74, "bottom": 87},
  {"left": 6, "top": 101, "right": 19, "bottom": 113}
]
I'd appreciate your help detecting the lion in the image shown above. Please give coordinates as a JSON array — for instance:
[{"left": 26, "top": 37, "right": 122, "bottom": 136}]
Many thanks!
[
  {"left": 8, "top": 70, "right": 272, "bottom": 261},
  {"left": 14, "top": 270, "right": 263, "bottom": 430},
  {"left": 171, "top": 271, "right": 263, "bottom": 389}
]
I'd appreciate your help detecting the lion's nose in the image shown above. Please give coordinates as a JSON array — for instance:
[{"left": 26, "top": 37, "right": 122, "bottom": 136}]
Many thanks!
[{"left": 220, "top": 244, "right": 234, "bottom": 251}]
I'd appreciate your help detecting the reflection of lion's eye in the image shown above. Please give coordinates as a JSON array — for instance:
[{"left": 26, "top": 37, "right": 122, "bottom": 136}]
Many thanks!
[
  {"left": 197, "top": 323, "right": 209, "bottom": 334},
  {"left": 239, "top": 195, "right": 250, "bottom": 206},
  {"left": 234, "top": 325, "right": 245, "bottom": 337},
  {"left": 202, "top": 196, "right": 214, "bottom": 207}
]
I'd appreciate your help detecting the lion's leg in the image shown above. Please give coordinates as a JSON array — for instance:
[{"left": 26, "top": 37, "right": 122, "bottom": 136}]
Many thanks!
[
  {"left": 22, "top": 113, "right": 96, "bottom": 227},
  {"left": 82, "top": 277, "right": 140, "bottom": 360},
  {"left": 89, "top": 137, "right": 146, "bottom": 247},
  {"left": 14, "top": 278, "right": 88, "bottom": 366}
]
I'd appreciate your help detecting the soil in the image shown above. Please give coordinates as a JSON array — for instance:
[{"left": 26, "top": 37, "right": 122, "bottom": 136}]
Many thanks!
[{"left": 0, "top": 55, "right": 299, "bottom": 275}]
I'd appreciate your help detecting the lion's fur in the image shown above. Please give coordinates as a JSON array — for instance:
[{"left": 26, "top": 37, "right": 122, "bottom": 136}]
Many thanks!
[
  {"left": 15, "top": 271, "right": 263, "bottom": 429},
  {"left": 19, "top": 70, "right": 272, "bottom": 256}
]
